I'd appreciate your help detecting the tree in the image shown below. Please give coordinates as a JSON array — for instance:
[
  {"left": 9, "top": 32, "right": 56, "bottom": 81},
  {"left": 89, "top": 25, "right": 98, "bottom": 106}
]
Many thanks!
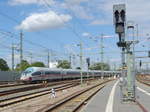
[
  {"left": 16, "top": 60, "right": 30, "bottom": 71},
  {"left": 31, "top": 62, "right": 45, "bottom": 67},
  {"left": 89, "top": 62, "right": 110, "bottom": 70},
  {"left": 57, "top": 60, "right": 71, "bottom": 69},
  {"left": 0, "top": 58, "right": 9, "bottom": 71}
]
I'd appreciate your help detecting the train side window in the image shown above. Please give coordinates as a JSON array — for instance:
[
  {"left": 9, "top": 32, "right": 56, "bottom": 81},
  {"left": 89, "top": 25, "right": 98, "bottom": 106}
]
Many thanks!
[
  {"left": 32, "top": 71, "right": 41, "bottom": 76},
  {"left": 45, "top": 71, "right": 51, "bottom": 75},
  {"left": 66, "top": 72, "right": 78, "bottom": 75},
  {"left": 51, "top": 71, "right": 60, "bottom": 74}
]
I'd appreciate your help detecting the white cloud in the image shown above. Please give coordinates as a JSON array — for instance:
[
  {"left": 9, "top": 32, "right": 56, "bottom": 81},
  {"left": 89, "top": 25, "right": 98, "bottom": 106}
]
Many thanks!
[
  {"left": 69, "top": 5, "right": 93, "bottom": 20},
  {"left": 16, "top": 11, "right": 72, "bottom": 31},
  {"left": 97, "top": 0, "right": 150, "bottom": 35},
  {"left": 62, "top": 0, "right": 93, "bottom": 20},
  {"left": 10, "top": 0, "right": 150, "bottom": 35},
  {"left": 90, "top": 19, "right": 110, "bottom": 25},
  {"left": 65, "top": 0, "right": 89, "bottom": 5},
  {"left": 82, "top": 32, "right": 90, "bottom": 37},
  {"left": 9, "top": 0, "right": 55, "bottom": 5}
]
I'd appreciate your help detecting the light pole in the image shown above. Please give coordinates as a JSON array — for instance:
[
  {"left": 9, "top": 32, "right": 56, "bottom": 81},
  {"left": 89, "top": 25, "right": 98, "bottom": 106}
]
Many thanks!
[
  {"left": 12, "top": 43, "right": 15, "bottom": 71},
  {"left": 146, "top": 34, "right": 150, "bottom": 72},
  {"left": 28, "top": 52, "right": 33, "bottom": 64},
  {"left": 100, "top": 34, "right": 104, "bottom": 63},
  {"left": 77, "top": 42, "right": 83, "bottom": 85},
  {"left": 20, "top": 31, "right": 23, "bottom": 71},
  {"left": 64, "top": 44, "right": 77, "bottom": 69},
  {"left": 80, "top": 42, "right": 83, "bottom": 85},
  {"left": 12, "top": 44, "right": 19, "bottom": 71},
  {"left": 48, "top": 50, "right": 50, "bottom": 68}
]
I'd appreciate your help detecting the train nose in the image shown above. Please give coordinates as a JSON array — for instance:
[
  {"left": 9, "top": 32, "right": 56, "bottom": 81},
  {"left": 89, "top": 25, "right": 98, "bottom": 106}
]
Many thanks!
[
  {"left": 20, "top": 76, "right": 25, "bottom": 81},
  {"left": 20, "top": 76, "right": 32, "bottom": 82}
]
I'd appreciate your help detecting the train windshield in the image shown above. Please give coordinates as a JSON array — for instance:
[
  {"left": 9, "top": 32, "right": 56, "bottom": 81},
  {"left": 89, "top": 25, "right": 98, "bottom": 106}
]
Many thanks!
[{"left": 22, "top": 68, "right": 34, "bottom": 76}]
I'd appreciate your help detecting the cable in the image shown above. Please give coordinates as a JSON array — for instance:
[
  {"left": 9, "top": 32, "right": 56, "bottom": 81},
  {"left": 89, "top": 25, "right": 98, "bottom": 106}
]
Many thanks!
[
  {"left": 43, "top": 0, "right": 90, "bottom": 47},
  {"left": 0, "top": 30, "right": 65, "bottom": 55},
  {"left": 0, "top": 30, "right": 69, "bottom": 59},
  {"left": 0, "top": 12, "right": 65, "bottom": 55},
  {"left": 0, "top": 11, "right": 20, "bottom": 24}
]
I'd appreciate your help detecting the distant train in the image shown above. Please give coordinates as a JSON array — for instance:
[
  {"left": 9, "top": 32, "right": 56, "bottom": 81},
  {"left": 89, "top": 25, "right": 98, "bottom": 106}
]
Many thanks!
[{"left": 20, "top": 67, "right": 121, "bottom": 83}]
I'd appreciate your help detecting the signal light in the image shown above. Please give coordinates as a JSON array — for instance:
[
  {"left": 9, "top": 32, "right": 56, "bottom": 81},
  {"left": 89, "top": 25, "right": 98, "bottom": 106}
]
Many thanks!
[
  {"left": 86, "top": 58, "right": 90, "bottom": 68},
  {"left": 115, "top": 11, "right": 119, "bottom": 22},
  {"left": 139, "top": 60, "right": 142, "bottom": 67},
  {"left": 113, "top": 4, "right": 126, "bottom": 34},
  {"left": 148, "top": 51, "right": 150, "bottom": 57},
  {"left": 120, "top": 10, "right": 125, "bottom": 22}
]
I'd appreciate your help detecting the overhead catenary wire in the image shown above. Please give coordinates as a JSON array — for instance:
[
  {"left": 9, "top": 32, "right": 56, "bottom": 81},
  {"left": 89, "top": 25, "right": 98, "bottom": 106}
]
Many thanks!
[
  {"left": 0, "top": 33, "right": 58, "bottom": 62},
  {"left": 0, "top": 42, "right": 45, "bottom": 57},
  {"left": 0, "top": 11, "right": 20, "bottom": 24},
  {"left": 0, "top": 30, "right": 70, "bottom": 64},
  {"left": 64, "top": 2, "right": 91, "bottom": 35},
  {"left": 0, "top": 29, "right": 50, "bottom": 50},
  {"left": 43, "top": 0, "right": 90, "bottom": 47},
  {"left": 0, "top": 3, "right": 118, "bottom": 64},
  {"left": 0, "top": 29, "right": 67, "bottom": 56},
  {"left": 0, "top": 11, "right": 65, "bottom": 56}
]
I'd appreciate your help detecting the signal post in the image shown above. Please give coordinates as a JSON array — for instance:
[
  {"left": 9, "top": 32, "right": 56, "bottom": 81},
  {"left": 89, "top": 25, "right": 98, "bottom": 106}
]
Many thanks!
[{"left": 113, "top": 4, "right": 136, "bottom": 102}]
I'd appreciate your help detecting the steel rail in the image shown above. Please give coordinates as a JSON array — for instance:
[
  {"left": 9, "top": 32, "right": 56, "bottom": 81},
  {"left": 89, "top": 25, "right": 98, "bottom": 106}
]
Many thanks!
[
  {"left": 36, "top": 80, "right": 111, "bottom": 112},
  {"left": 0, "top": 83, "right": 79, "bottom": 107}
]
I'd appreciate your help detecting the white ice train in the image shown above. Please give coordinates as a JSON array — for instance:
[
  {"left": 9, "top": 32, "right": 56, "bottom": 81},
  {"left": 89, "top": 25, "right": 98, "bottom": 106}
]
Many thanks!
[{"left": 20, "top": 67, "right": 121, "bottom": 83}]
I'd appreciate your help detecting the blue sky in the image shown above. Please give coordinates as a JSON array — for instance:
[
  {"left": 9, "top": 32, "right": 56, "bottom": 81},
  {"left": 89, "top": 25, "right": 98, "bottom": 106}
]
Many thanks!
[{"left": 0, "top": 0, "right": 150, "bottom": 69}]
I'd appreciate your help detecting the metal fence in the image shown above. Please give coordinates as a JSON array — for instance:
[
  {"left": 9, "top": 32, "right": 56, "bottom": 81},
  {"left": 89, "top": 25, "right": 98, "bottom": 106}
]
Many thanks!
[{"left": 0, "top": 71, "right": 20, "bottom": 82}]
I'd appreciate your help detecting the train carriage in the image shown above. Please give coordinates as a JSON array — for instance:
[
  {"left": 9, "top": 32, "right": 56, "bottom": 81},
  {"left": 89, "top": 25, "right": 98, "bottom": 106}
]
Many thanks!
[{"left": 20, "top": 67, "right": 121, "bottom": 83}]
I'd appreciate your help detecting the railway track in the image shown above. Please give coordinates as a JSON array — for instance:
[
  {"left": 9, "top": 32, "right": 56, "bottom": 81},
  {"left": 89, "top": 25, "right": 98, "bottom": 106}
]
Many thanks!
[
  {"left": 36, "top": 80, "right": 110, "bottom": 112},
  {"left": 0, "top": 78, "right": 95, "bottom": 88},
  {"left": 0, "top": 80, "right": 71, "bottom": 88},
  {"left": 0, "top": 84, "right": 45, "bottom": 96},
  {"left": 0, "top": 82, "right": 24, "bottom": 88},
  {"left": 0, "top": 82, "right": 80, "bottom": 108},
  {"left": 0, "top": 79, "right": 93, "bottom": 97},
  {"left": 0, "top": 78, "right": 112, "bottom": 111},
  {"left": 135, "top": 74, "right": 149, "bottom": 112},
  {"left": 136, "top": 74, "right": 150, "bottom": 86}
]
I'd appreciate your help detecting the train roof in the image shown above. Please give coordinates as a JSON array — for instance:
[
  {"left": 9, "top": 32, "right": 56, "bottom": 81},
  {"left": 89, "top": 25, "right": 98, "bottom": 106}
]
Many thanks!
[{"left": 24, "top": 67, "right": 121, "bottom": 73}]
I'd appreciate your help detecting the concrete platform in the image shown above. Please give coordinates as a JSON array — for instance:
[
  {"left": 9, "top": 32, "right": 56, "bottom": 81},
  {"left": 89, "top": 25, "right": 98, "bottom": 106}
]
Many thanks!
[
  {"left": 136, "top": 82, "right": 150, "bottom": 111},
  {"left": 81, "top": 80, "right": 150, "bottom": 112}
]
